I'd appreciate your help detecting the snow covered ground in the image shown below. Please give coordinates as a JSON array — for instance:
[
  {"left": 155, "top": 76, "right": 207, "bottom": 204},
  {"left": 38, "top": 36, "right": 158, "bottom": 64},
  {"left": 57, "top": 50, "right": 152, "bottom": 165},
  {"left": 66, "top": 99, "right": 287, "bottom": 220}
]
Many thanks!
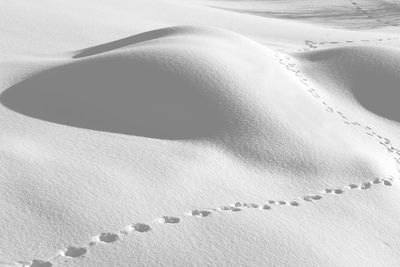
[{"left": 1, "top": 0, "right": 400, "bottom": 266}]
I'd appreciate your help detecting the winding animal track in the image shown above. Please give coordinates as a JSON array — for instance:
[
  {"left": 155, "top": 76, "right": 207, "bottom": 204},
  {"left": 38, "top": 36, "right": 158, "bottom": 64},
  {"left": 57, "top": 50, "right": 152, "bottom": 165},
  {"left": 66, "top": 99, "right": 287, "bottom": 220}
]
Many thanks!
[
  {"left": 275, "top": 51, "right": 400, "bottom": 174},
  {"left": 6, "top": 27, "right": 400, "bottom": 267},
  {"left": 16, "top": 172, "right": 395, "bottom": 266}
]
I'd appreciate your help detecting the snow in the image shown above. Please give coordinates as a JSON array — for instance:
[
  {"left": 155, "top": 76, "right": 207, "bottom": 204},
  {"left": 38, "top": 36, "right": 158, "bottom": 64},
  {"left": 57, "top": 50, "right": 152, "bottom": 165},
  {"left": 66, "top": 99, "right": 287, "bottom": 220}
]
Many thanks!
[{"left": 1, "top": 0, "right": 400, "bottom": 266}]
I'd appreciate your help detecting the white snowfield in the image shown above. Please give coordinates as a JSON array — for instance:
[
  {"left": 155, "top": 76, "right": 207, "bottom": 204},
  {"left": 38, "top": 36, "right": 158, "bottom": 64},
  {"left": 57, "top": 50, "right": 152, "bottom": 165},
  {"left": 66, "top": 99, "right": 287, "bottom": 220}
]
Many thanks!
[{"left": 1, "top": 0, "right": 400, "bottom": 266}]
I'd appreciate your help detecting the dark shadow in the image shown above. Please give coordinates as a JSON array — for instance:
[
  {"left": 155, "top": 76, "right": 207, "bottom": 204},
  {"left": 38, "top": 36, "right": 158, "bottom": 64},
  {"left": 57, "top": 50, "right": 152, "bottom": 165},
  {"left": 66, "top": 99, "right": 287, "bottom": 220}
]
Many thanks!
[
  {"left": 302, "top": 47, "right": 400, "bottom": 123},
  {"left": 350, "top": 65, "right": 400, "bottom": 123},
  {"left": 1, "top": 55, "right": 228, "bottom": 140},
  {"left": 74, "top": 27, "right": 182, "bottom": 58}
]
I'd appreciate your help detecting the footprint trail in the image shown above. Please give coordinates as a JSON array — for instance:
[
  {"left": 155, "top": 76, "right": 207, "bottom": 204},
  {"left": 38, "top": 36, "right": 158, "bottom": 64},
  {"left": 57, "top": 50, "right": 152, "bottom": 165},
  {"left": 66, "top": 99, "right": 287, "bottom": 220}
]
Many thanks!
[{"left": 6, "top": 33, "right": 400, "bottom": 267}]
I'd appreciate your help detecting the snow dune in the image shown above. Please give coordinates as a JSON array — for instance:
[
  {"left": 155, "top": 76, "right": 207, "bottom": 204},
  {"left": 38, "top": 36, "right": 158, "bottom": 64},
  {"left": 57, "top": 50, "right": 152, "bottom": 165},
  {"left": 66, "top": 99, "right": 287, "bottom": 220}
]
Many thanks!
[{"left": 1, "top": 0, "right": 400, "bottom": 266}]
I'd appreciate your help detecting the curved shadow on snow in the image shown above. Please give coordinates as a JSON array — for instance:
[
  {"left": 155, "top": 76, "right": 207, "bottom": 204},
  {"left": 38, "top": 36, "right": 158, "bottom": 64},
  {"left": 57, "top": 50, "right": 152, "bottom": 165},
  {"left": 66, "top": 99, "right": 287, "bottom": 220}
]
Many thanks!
[
  {"left": 73, "top": 26, "right": 209, "bottom": 59},
  {"left": 300, "top": 47, "right": 400, "bottom": 123},
  {"left": 0, "top": 55, "right": 228, "bottom": 139},
  {"left": 73, "top": 27, "right": 183, "bottom": 58}
]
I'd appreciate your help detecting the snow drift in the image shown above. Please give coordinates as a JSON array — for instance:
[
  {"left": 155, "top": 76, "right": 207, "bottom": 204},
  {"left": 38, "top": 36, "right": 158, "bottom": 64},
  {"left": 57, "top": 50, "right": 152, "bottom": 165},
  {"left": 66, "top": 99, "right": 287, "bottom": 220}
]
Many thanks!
[{"left": 2, "top": 0, "right": 400, "bottom": 266}]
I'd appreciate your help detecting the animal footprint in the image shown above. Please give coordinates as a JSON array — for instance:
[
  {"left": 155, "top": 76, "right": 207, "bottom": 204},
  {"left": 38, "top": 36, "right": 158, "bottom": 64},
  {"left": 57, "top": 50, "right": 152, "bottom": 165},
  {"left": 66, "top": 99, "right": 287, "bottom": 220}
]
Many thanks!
[
  {"left": 382, "top": 180, "right": 392, "bottom": 186},
  {"left": 310, "top": 195, "right": 322, "bottom": 200},
  {"left": 348, "top": 184, "right": 359, "bottom": 189},
  {"left": 325, "top": 188, "right": 343, "bottom": 194},
  {"left": 63, "top": 246, "right": 87, "bottom": 258},
  {"left": 234, "top": 202, "right": 243, "bottom": 207},
  {"left": 30, "top": 260, "right": 52, "bottom": 267},
  {"left": 220, "top": 206, "right": 241, "bottom": 212},
  {"left": 132, "top": 223, "right": 151, "bottom": 232},
  {"left": 333, "top": 189, "right": 344, "bottom": 194},
  {"left": 289, "top": 201, "right": 299, "bottom": 206},
  {"left": 325, "top": 107, "right": 334, "bottom": 112},
  {"left": 243, "top": 203, "right": 259, "bottom": 208},
  {"left": 260, "top": 205, "right": 271, "bottom": 210},
  {"left": 301, "top": 196, "right": 312, "bottom": 201},
  {"left": 98, "top": 232, "right": 119, "bottom": 243},
  {"left": 361, "top": 182, "right": 372, "bottom": 190},
  {"left": 161, "top": 216, "right": 180, "bottom": 223},
  {"left": 373, "top": 178, "right": 382, "bottom": 184},
  {"left": 190, "top": 210, "right": 211, "bottom": 217}
]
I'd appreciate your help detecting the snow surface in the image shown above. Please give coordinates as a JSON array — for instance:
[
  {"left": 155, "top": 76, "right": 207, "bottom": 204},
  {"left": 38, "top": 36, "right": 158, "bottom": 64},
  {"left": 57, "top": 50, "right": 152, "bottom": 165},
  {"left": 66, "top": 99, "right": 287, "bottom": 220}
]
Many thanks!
[{"left": 1, "top": 0, "right": 400, "bottom": 266}]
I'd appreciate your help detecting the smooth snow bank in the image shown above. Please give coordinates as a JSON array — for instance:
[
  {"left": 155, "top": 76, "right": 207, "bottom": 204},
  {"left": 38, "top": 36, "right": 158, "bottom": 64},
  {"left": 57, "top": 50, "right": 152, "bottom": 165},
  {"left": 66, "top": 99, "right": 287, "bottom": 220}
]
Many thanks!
[{"left": 2, "top": 0, "right": 400, "bottom": 267}]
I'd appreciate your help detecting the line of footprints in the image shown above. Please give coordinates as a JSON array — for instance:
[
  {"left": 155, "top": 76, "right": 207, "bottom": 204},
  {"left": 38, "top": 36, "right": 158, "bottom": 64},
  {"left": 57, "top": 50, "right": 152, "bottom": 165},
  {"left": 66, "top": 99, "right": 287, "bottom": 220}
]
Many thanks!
[
  {"left": 274, "top": 51, "right": 400, "bottom": 167},
  {"left": 301, "top": 36, "right": 400, "bottom": 51},
  {"left": 6, "top": 49, "right": 400, "bottom": 267},
  {"left": 300, "top": 0, "right": 400, "bottom": 52},
  {"left": 347, "top": 0, "right": 400, "bottom": 28},
  {"left": 17, "top": 176, "right": 395, "bottom": 267}
]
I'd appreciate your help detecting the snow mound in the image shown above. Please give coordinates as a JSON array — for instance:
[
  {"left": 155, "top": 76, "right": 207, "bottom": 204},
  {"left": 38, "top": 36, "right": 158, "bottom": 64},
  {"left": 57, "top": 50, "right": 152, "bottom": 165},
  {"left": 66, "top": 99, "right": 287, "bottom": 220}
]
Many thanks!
[
  {"left": 297, "top": 46, "right": 400, "bottom": 122},
  {"left": 1, "top": 26, "right": 273, "bottom": 140}
]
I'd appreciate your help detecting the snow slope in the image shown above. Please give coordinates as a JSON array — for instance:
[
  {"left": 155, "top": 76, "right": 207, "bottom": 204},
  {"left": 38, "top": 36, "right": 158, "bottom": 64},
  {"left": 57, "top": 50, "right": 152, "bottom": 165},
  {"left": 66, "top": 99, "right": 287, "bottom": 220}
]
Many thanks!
[{"left": 1, "top": 0, "right": 400, "bottom": 266}]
